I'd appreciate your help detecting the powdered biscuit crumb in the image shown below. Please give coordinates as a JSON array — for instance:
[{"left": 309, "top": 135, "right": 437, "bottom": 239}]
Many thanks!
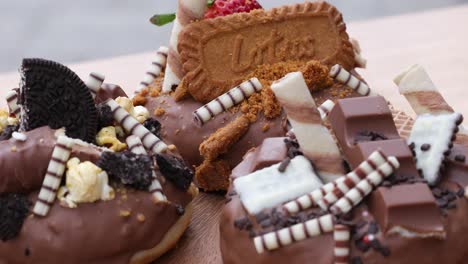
[
  {"left": 154, "top": 108, "right": 166, "bottom": 117},
  {"left": 195, "top": 159, "right": 231, "bottom": 191},
  {"left": 133, "top": 94, "right": 147, "bottom": 106}
]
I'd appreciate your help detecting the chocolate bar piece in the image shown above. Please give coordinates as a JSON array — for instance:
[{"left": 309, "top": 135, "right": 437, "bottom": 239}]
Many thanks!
[
  {"left": 368, "top": 183, "right": 445, "bottom": 238},
  {"left": 328, "top": 96, "right": 419, "bottom": 179}
]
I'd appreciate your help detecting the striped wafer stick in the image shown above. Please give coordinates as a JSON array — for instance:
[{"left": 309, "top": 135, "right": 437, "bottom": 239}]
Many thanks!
[
  {"left": 271, "top": 72, "right": 345, "bottom": 183},
  {"left": 316, "top": 150, "right": 389, "bottom": 210},
  {"left": 126, "top": 135, "right": 167, "bottom": 201},
  {"left": 330, "top": 157, "right": 400, "bottom": 215},
  {"left": 284, "top": 150, "right": 388, "bottom": 214},
  {"left": 318, "top": 100, "right": 335, "bottom": 120},
  {"left": 162, "top": 0, "right": 207, "bottom": 93},
  {"left": 106, "top": 99, "right": 167, "bottom": 153},
  {"left": 33, "top": 135, "right": 74, "bottom": 217},
  {"left": 193, "top": 78, "right": 262, "bottom": 125},
  {"left": 137, "top": 46, "right": 169, "bottom": 93},
  {"left": 394, "top": 64, "right": 453, "bottom": 115},
  {"left": 334, "top": 224, "right": 351, "bottom": 264},
  {"left": 6, "top": 89, "right": 20, "bottom": 117},
  {"left": 330, "top": 64, "right": 372, "bottom": 96},
  {"left": 253, "top": 214, "right": 334, "bottom": 253},
  {"left": 85, "top": 72, "right": 105, "bottom": 99}
]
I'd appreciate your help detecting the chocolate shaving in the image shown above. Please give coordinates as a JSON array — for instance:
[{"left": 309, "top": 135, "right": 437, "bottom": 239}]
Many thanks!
[{"left": 354, "top": 130, "right": 388, "bottom": 143}]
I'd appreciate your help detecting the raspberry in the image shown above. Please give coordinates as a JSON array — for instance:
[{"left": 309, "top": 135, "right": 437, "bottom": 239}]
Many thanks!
[{"left": 204, "top": 0, "right": 262, "bottom": 19}]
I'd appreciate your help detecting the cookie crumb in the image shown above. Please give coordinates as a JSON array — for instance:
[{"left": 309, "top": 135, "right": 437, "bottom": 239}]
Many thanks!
[
  {"left": 10, "top": 146, "right": 17, "bottom": 152},
  {"left": 137, "top": 213, "right": 146, "bottom": 222},
  {"left": 168, "top": 144, "right": 177, "bottom": 151},
  {"left": 195, "top": 159, "right": 231, "bottom": 191},
  {"left": 119, "top": 210, "right": 131, "bottom": 217},
  {"left": 132, "top": 94, "right": 147, "bottom": 106},
  {"left": 154, "top": 107, "right": 166, "bottom": 117},
  {"left": 262, "top": 123, "right": 270, "bottom": 132}
]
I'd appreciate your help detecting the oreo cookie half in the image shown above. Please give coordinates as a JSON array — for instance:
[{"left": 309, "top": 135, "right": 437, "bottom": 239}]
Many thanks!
[{"left": 20, "top": 58, "right": 98, "bottom": 142}]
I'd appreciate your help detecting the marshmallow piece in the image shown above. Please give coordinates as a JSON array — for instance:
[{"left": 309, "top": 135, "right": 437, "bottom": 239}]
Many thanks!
[
  {"left": 137, "top": 46, "right": 169, "bottom": 93},
  {"left": 284, "top": 150, "right": 388, "bottom": 214},
  {"left": 271, "top": 72, "right": 345, "bottom": 179},
  {"left": 33, "top": 135, "right": 75, "bottom": 217},
  {"left": 334, "top": 224, "right": 351, "bottom": 264},
  {"left": 330, "top": 157, "right": 400, "bottom": 215},
  {"left": 6, "top": 89, "right": 20, "bottom": 117},
  {"left": 193, "top": 78, "right": 262, "bottom": 125},
  {"left": 234, "top": 155, "right": 323, "bottom": 214},
  {"left": 106, "top": 99, "right": 167, "bottom": 153},
  {"left": 85, "top": 72, "right": 105, "bottom": 99},
  {"left": 318, "top": 100, "right": 335, "bottom": 120},
  {"left": 253, "top": 214, "right": 334, "bottom": 253},
  {"left": 126, "top": 135, "right": 167, "bottom": 202},
  {"left": 408, "top": 113, "right": 463, "bottom": 185},
  {"left": 394, "top": 64, "right": 453, "bottom": 115},
  {"left": 12, "top": 132, "right": 27, "bottom": 142},
  {"left": 330, "top": 65, "right": 372, "bottom": 96}
]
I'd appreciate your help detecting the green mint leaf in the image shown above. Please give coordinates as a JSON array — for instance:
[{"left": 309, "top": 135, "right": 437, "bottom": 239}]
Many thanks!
[
  {"left": 207, "top": 0, "right": 215, "bottom": 7},
  {"left": 150, "top": 13, "right": 176, "bottom": 26}
]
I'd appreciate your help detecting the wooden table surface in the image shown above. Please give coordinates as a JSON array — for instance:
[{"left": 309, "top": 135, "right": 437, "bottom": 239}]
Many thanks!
[{"left": 1, "top": 4, "right": 468, "bottom": 264}]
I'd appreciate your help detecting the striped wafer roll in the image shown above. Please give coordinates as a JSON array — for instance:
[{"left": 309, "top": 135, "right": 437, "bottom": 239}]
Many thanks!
[
  {"left": 330, "top": 64, "right": 372, "bottom": 96},
  {"left": 334, "top": 224, "right": 351, "bottom": 264},
  {"left": 318, "top": 100, "right": 335, "bottom": 120},
  {"left": 106, "top": 99, "right": 167, "bottom": 153},
  {"left": 162, "top": 0, "right": 207, "bottom": 93},
  {"left": 330, "top": 157, "right": 400, "bottom": 215},
  {"left": 253, "top": 214, "right": 334, "bottom": 253},
  {"left": 271, "top": 72, "right": 345, "bottom": 183},
  {"left": 85, "top": 72, "right": 105, "bottom": 99},
  {"left": 285, "top": 150, "right": 388, "bottom": 213},
  {"left": 394, "top": 64, "right": 453, "bottom": 115},
  {"left": 126, "top": 136, "right": 167, "bottom": 202},
  {"left": 316, "top": 150, "right": 389, "bottom": 210},
  {"left": 136, "top": 46, "right": 169, "bottom": 93},
  {"left": 33, "top": 135, "right": 74, "bottom": 217},
  {"left": 6, "top": 89, "right": 20, "bottom": 117},
  {"left": 193, "top": 78, "right": 262, "bottom": 125}
]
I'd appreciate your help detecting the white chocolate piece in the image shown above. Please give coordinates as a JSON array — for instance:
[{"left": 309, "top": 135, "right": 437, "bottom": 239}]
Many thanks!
[
  {"left": 330, "top": 157, "right": 400, "bottom": 215},
  {"left": 6, "top": 89, "right": 20, "bottom": 117},
  {"left": 162, "top": 0, "right": 207, "bottom": 93},
  {"left": 350, "top": 38, "right": 367, "bottom": 68},
  {"left": 271, "top": 72, "right": 345, "bottom": 180},
  {"left": 253, "top": 214, "right": 334, "bottom": 253},
  {"left": 106, "top": 99, "right": 167, "bottom": 153},
  {"left": 133, "top": 105, "right": 150, "bottom": 123},
  {"left": 318, "top": 100, "right": 335, "bottom": 120},
  {"left": 394, "top": 64, "right": 453, "bottom": 115},
  {"left": 126, "top": 135, "right": 167, "bottom": 202},
  {"left": 33, "top": 135, "right": 74, "bottom": 217},
  {"left": 330, "top": 65, "right": 372, "bottom": 96},
  {"left": 334, "top": 224, "right": 351, "bottom": 264},
  {"left": 12, "top": 132, "right": 27, "bottom": 142},
  {"left": 85, "top": 72, "right": 105, "bottom": 98},
  {"left": 234, "top": 155, "right": 323, "bottom": 214},
  {"left": 285, "top": 150, "right": 388, "bottom": 214},
  {"left": 316, "top": 150, "right": 389, "bottom": 210},
  {"left": 193, "top": 78, "right": 262, "bottom": 125},
  {"left": 408, "top": 113, "right": 462, "bottom": 185},
  {"left": 137, "top": 46, "right": 169, "bottom": 93}
]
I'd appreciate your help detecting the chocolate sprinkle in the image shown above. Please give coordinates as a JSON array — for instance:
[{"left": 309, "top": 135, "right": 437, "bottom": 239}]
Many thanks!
[
  {"left": 175, "top": 204, "right": 185, "bottom": 215},
  {"left": 455, "top": 154, "right": 466, "bottom": 163},
  {"left": 155, "top": 153, "right": 194, "bottom": 191},
  {"left": 24, "top": 248, "right": 30, "bottom": 257},
  {"left": 278, "top": 157, "right": 291, "bottom": 172},
  {"left": 420, "top": 143, "right": 431, "bottom": 151},
  {"left": 234, "top": 217, "right": 253, "bottom": 231},
  {"left": 355, "top": 130, "right": 388, "bottom": 143},
  {"left": 284, "top": 138, "right": 303, "bottom": 158},
  {"left": 0, "top": 193, "right": 31, "bottom": 242}
]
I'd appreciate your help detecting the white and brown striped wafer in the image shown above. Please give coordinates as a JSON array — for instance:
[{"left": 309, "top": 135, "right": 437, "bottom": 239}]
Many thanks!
[
  {"left": 394, "top": 64, "right": 453, "bottom": 115},
  {"left": 6, "top": 89, "right": 20, "bottom": 117},
  {"left": 85, "top": 72, "right": 105, "bottom": 99},
  {"left": 330, "top": 64, "right": 372, "bottom": 96},
  {"left": 137, "top": 46, "right": 169, "bottom": 93},
  {"left": 318, "top": 99, "right": 335, "bottom": 120},
  {"left": 334, "top": 224, "right": 351, "bottom": 264},
  {"left": 33, "top": 135, "right": 74, "bottom": 217},
  {"left": 284, "top": 150, "right": 388, "bottom": 213},
  {"left": 330, "top": 157, "right": 400, "bottom": 215},
  {"left": 271, "top": 72, "right": 345, "bottom": 183},
  {"left": 390, "top": 105, "right": 414, "bottom": 139},
  {"left": 106, "top": 99, "right": 167, "bottom": 153},
  {"left": 126, "top": 135, "right": 167, "bottom": 202},
  {"left": 162, "top": 0, "right": 207, "bottom": 93},
  {"left": 193, "top": 78, "right": 262, "bottom": 125},
  {"left": 253, "top": 214, "right": 334, "bottom": 253}
]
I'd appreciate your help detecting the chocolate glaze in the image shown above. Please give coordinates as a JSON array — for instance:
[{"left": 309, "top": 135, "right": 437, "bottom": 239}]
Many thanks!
[
  {"left": 95, "top": 83, "right": 128, "bottom": 104},
  {"left": 220, "top": 137, "right": 468, "bottom": 264}
]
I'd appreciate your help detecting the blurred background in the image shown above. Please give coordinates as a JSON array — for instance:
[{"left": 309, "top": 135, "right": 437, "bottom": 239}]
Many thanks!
[{"left": 0, "top": 0, "right": 467, "bottom": 73}]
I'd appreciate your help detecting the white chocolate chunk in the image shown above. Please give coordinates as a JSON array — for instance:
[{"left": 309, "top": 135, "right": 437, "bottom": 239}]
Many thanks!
[
  {"left": 85, "top": 72, "right": 105, "bottom": 98},
  {"left": 137, "top": 46, "right": 169, "bottom": 93},
  {"left": 394, "top": 64, "right": 437, "bottom": 93},
  {"left": 234, "top": 155, "right": 323, "bottom": 214},
  {"left": 193, "top": 78, "right": 262, "bottom": 125},
  {"left": 12, "top": 132, "right": 27, "bottom": 142},
  {"left": 408, "top": 113, "right": 462, "bottom": 185},
  {"left": 330, "top": 65, "right": 373, "bottom": 96}
]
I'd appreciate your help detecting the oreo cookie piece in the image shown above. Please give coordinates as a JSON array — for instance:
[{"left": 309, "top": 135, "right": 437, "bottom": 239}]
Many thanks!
[
  {"left": 143, "top": 118, "right": 162, "bottom": 138},
  {"left": 96, "top": 103, "right": 114, "bottom": 130},
  {"left": 156, "top": 154, "right": 193, "bottom": 191},
  {"left": 0, "top": 124, "right": 19, "bottom": 141},
  {"left": 20, "top": 58, "right": 98, "bottom": 142},
  {"left": 0, "top": 193, "right": 31, "bottom": 241}
]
